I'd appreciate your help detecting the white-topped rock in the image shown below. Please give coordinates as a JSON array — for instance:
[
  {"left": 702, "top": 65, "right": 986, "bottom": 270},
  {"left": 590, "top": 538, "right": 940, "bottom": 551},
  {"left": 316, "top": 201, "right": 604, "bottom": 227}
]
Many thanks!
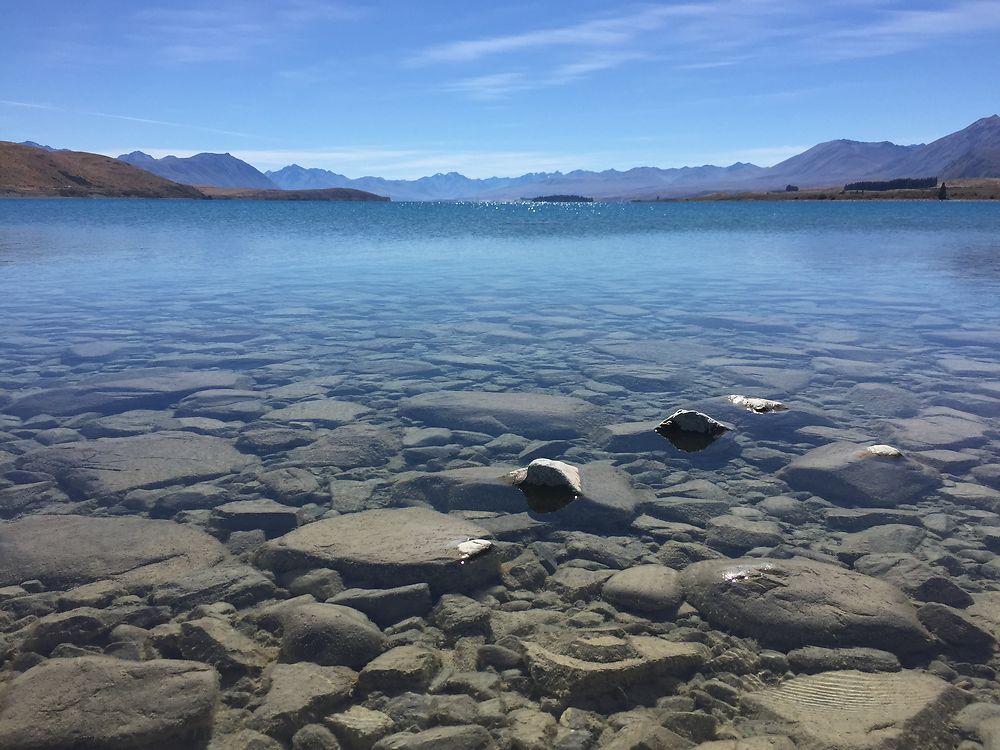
[{"left": 727, "top": 394, "right": 788, "bottom": 413}]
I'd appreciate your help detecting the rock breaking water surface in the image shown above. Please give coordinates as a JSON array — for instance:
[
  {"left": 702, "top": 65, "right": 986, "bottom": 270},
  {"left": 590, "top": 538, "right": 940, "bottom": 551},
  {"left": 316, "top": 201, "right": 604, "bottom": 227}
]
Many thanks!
[{"left": 0, "top": 199, "right": 999, "bottom": 749}]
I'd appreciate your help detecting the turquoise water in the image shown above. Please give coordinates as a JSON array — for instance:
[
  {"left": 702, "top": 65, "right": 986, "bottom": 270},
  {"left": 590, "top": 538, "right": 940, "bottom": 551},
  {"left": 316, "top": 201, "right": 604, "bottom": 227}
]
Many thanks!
[{"left": 2, "top": 199, "right": 1000, "bottom": 744}]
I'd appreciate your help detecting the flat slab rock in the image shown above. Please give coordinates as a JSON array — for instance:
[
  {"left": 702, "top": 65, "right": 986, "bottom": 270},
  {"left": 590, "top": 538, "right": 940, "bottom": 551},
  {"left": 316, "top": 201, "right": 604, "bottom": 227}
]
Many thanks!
[
  {"left": 5, "top": 369, "right": 251, "bottom": 418},
  {"left": 17, "top": 432, "right": 254, "bottom": 499},
  {"left": 0, "top": 656, "right": 220, "bottom": 750},
  {"left": 680, "top": 557, "right": 933, "bottom": 654},
  {"left": 255, "top": 507, "right": 500, "bottom": 594},
  {"left": 743, "top": 669, "right": 967, "bottom": 749},
  {"left": 262, "top": 398, "right": 371, "bottom": 427},
  {"left": 0, "top": 514, "right": 227, "bottom": 589},
  {"left": 778, "top": 442, "right": 941, "bottom": 507},
  {"left": 398, "top": 390, "right": 600, "bottom": 439}
]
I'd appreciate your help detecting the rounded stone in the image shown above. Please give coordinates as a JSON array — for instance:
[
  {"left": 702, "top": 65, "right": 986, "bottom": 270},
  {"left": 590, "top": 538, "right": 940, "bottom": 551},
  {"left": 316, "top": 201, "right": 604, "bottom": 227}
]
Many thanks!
[
  {"left": 602, "top": 565, "right": 683, "bottom": 614},
  {"left": 280, "top": 602, "right": 386, "bottom": 669},
  {"left": 680, "top": 557, "right": 934, "bottom": 654}
]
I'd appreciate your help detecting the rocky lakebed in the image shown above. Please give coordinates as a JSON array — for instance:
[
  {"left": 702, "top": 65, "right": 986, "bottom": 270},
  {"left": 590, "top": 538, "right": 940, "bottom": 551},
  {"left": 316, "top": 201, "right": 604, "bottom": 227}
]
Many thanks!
[{"left": 0, "top": 283, "right": 999, "bottom": 750}]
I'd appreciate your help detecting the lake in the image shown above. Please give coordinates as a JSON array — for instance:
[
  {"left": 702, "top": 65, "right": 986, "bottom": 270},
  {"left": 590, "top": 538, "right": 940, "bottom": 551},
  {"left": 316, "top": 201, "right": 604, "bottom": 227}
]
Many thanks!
[{"left": 0, "top": 199, "right": 998, "bottom": 748}]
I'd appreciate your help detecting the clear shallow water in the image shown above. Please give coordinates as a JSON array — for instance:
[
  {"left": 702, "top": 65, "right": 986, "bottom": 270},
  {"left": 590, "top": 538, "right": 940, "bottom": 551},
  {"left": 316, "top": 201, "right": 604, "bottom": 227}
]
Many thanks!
[{"left": 1, "top": 198, "right": 1000, "bottom": 745}]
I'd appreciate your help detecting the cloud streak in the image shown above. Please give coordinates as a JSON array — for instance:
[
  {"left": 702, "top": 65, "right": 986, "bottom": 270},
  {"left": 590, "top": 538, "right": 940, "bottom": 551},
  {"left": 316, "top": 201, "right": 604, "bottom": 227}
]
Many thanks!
[
  {"left": 0, "top": 99, "right": 264, "bottom": 139},
  {"left": 417, "top": 1, "right": 1000, "bottom": 99}
]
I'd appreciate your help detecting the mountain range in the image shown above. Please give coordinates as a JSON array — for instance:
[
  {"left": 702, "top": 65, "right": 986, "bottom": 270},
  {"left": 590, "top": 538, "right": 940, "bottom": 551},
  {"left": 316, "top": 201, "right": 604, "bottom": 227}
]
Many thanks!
[{"left": 111, "top": 115, "right": 1000, "bottom": 200}]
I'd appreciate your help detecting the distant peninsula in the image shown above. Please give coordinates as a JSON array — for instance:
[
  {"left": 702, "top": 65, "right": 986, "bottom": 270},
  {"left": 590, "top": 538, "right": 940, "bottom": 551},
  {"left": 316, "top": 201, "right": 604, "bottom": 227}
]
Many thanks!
[
  {"left": 0, "top": 142, "right": 388, "bottom": 201},
  {"left": 529, "top": 194, "right": 593, "bottom": 203}
]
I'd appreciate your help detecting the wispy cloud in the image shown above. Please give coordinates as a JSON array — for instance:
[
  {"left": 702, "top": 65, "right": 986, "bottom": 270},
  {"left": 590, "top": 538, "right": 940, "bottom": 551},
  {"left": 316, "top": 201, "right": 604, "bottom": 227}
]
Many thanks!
[
  {"left": 132, "top": 1, "right": 366, "bottom": 63},
  {"left": 417, "top": 1, "right": 1000, "bottom": 99},
  {"left": 0, "top": 99, "right": 264, "bottom": 140}
]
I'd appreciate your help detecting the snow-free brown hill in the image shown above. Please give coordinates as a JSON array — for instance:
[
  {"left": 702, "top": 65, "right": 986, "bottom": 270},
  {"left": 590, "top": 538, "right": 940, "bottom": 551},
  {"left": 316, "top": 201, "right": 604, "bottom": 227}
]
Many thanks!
[{"left": 0, "top": 141, "right": 204, "bottom": 198}]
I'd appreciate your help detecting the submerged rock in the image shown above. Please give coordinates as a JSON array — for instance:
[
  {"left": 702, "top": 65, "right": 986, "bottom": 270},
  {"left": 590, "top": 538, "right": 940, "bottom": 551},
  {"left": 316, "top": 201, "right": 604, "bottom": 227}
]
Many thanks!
[
  {"left": 742, "top": 670, "right": 966, "bottom": 749},
  {"left": 255, "top": 507, "right": 500, "bottom": 594},
  {"left": 655, "top": 410, "right": 733, "bottom": 453},
  {"left": 727, "top": 394, "right": 788, "bottom": 413},
  {"left": 778, "top": 442, "right": 941, "bottom": 507},
  {"left": 680, "top": 557, "right": 934, "bottom": 654},
  {"left": 0, "top": 656, "right": 220, "bottom": 750},
  {"left": 0, "top": 514, "right": 226, "bottom": 589},
  {"left": 504, "top": 458, "right": 583, "bottom": 512}
]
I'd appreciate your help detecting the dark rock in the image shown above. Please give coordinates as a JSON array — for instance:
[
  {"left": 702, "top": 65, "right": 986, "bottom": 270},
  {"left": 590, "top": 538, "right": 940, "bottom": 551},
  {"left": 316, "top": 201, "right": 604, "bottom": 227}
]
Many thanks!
[
  {"left": 255, "top": 507, "right": 500, "bottom": 595},
  {"left": 0, "top": 514, "right": 226, "bottom": 589},
  {"left": 917, "top": 602, "right": 996, "bottom": 650},
  {"left": 211, "top": 499, "right": 302, "bottom": 537},
  {"left": 280, "top": 602, "right": 386, "bottom": 669},
  {"left": 359, "top": 644, "right": 443, "bottom": 694},
  {"left": 836, "top": 524, "right": 927, "bottom": 564},
  {"left": 431, "top": 594, "right": 491, "bottom": 638},
  {"left": 287, "top": 424, "right": 400, "bottom": 469},
  {"left": 787, "top": 646, "right": 901, "bottom": 673},
  {"left": 236, "top": 427, "right": 317, "bottom": 455},
  {"left": 399, "top": 389, "right": 601, "bottom": 439},
  {"left": 706, "top": 515, "right": 782, "bottom": 555},
  {"left": 180, "top": 617, "right": 271, "bottom": 675},
  {"left": 852, "top": 553, "right": 973, "bottom": 607},
  {"left": 23, "top": 606, "right": 116, "bottom": 654},
  {"left": 17, "top": 432, "right": 254, "bottom": 499},
  {"left": 778, "top": 442, "right": 941, "bottom": 507},
  {"left": 258, "top": 467, "right": 326, "bottom": 505},
  {"left": 681, "top": 557, "right": 934, "bottom": 654},
  {"left": 251, "top": 662, "right": 357, "bottom": 740},
  {"left": 824, "top": 507, "right": 922, "bottom": 531},
  {"left": 329, "top": 583, "right": 432, "bottom": 628},
  {"left": 372, "top": 725, "right": 495, "bottom": 750},
  {"left": 641, "top": 497, "right": 731, "bottom": 527},
  {"left": 0, "top": 656, "right": 219, "bottom": 749},
  {"left": 602, "top": 565, "right": 683, "bottom": 614},
  {"left": 150, "top": 562, "right": 277, "bottom": 609}
]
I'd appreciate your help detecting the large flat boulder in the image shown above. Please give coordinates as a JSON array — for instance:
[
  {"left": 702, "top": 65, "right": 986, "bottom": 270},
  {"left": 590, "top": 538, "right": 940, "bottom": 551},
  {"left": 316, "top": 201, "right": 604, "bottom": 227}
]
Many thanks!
[
  {"left": 778, "top": 442, "right": 941, "bottom": 507},
  {"left": 742, "top": 670, "right": 966, "bottom": 749},
  {"left": 263, "top": 399, "right": 371, "bottom": 427},
  {"left": 680, "top": 557, "right": 933, "bottom": 654},
  {"left": 255, "top": 507, "right": 500, "bottom": 594},
  {"left": 399, "top": 390, "right": 600, "bottom": 439},
  {"left": 0, "top": 656, "right": 220, "bottom": 750},
  {"left": 5, "top": 369, "right": 251, "bottom": 418},
  {"left": 18, "top": 432, "right": 254, "bottom": 499},
  {"left": 0, "top": 514, "right": 227, "bottom": 590}
]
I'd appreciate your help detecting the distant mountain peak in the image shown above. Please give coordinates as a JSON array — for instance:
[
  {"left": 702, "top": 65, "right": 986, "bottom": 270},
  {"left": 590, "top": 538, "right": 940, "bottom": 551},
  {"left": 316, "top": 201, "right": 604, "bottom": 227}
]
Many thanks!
[{"left": 118, "top": 150, "right": 275, "bottom": 189}]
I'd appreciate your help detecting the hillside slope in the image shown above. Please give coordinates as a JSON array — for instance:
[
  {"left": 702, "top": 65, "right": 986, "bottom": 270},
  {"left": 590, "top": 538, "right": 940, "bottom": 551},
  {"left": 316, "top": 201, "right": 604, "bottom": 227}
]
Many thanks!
[
  {"left": 0, "top": 142, "right": 204, "bottom": 198},
  {"left": 118, "top": 151, "right": 277, "bottom": 189}
]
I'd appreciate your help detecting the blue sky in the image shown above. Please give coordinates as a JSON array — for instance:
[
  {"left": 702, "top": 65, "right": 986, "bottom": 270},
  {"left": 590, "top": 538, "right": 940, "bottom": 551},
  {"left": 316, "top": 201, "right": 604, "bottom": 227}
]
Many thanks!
[{"left": 2, "top": 1, "right": 999, "bottom": 178}]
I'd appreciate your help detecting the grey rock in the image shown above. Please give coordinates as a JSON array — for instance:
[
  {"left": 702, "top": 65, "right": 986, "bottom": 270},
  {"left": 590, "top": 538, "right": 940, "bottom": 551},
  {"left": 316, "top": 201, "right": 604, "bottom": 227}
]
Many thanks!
[
  {"left": 6, "top": 369, "right": 250, "bottom": 418},
  {"left": 150, "top": 562, "right": 277, "bottom": 609},
  {"left": 758, "top": 495, "right": 815, "bottom": 524},
  {"left": 287, "top": 424, "right": 401, "bottom": 469},
  {"left": 259, "top": 467, "right": 326, "bottom": 505},
  {"left": 180, "top": 617, "right": 271, "bottom": 675},
  {"left": 399, "top": 390, "right": 600, "bottom": 439},
  {"left": 824, "top": 507, "right": 922, "bottom": 531},
  {"left": 255, "top": 507, "right": 500, "bottom": 594},
  {"left": 523, "top": 632, "right": 707, "bottom": 709},
  {"left": 211, "top": 499, "right": 302, "bottom": 537},
  {"left": 174, "top": 388, "right": 268, "bottom": 421},
  {"left": 892, "top": 408, "right": 991, "bottom": 450},
  {"left": 787, "top": 646, "right": 901, "bottom": 674},
  {"left": 264, "top": 399, "right": 371, "bottom": 427},
  {"left": 359, "top": 644, "right": 443, "bottom": 694},
  {"left": 280, "top": 602, "right": 386, "bottom": 669},
  {"left": 292, "top": 724, "right": 343, "bottom": 750},
  {"left": 330, "top": 583, "right": 432, "bottom": 628},
  {"left": 0, "top": 514, "right": 226, "bottom": 589},
  {"left": 23, "top": 606, "right": 116, "bottom": 654},
  {"left": 917, "top": 603, "right": 996, "bottom": 650},
  {"left": 852, "top": 553, "right": 973, "bottom": 607},
  {"left": 372, "top": 725, "right": 495, "bottom": 750},
  {"left": 18, "top": 432, "right": 254, "bottom": 499},
  {"left": 603, "top": 721, "right": 692, "bottom": 749},
  {"left": 681, "top": 557, "right": 934, "bottom": 654},
  {"left": 505, "top": 707, "right": 558, "bottom": 749},
  {"left": 835, "top": 524, "right": 927, "bottom": 564},
  {"left": 285, "top": 568, "right": 345, "bottom": 601},
  {"left": 706, "top": 515, "right": 782, "bottom": 555},
  {"left": 0, "top": 656, "right": 219, "bottom": 750},
  {"left": 327, "top": 706, "right": 395, "bottom": 749},
  {"left": 778, "top": 442, "right": 941, "bottom": 507},
  {"left": 251, "top": 662, "right": 357, "bottom": 740},
  {"left": 641, "top": 497, "right": 731, "bottom": 527},
  {"left": 742, "top": 669, "right": 966, "bottom": 750},
  {"left": 602, "top": 565, "right": 683, "bottom": 614},
  {"left": 236, "top": 427, "right": 317, "bottom": 455},
  {"left": 547, "top": 566, "right": 614, "bottom": 601},
  {"left": 431, "top": 594, "right": 491, "bottom": 637}
]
